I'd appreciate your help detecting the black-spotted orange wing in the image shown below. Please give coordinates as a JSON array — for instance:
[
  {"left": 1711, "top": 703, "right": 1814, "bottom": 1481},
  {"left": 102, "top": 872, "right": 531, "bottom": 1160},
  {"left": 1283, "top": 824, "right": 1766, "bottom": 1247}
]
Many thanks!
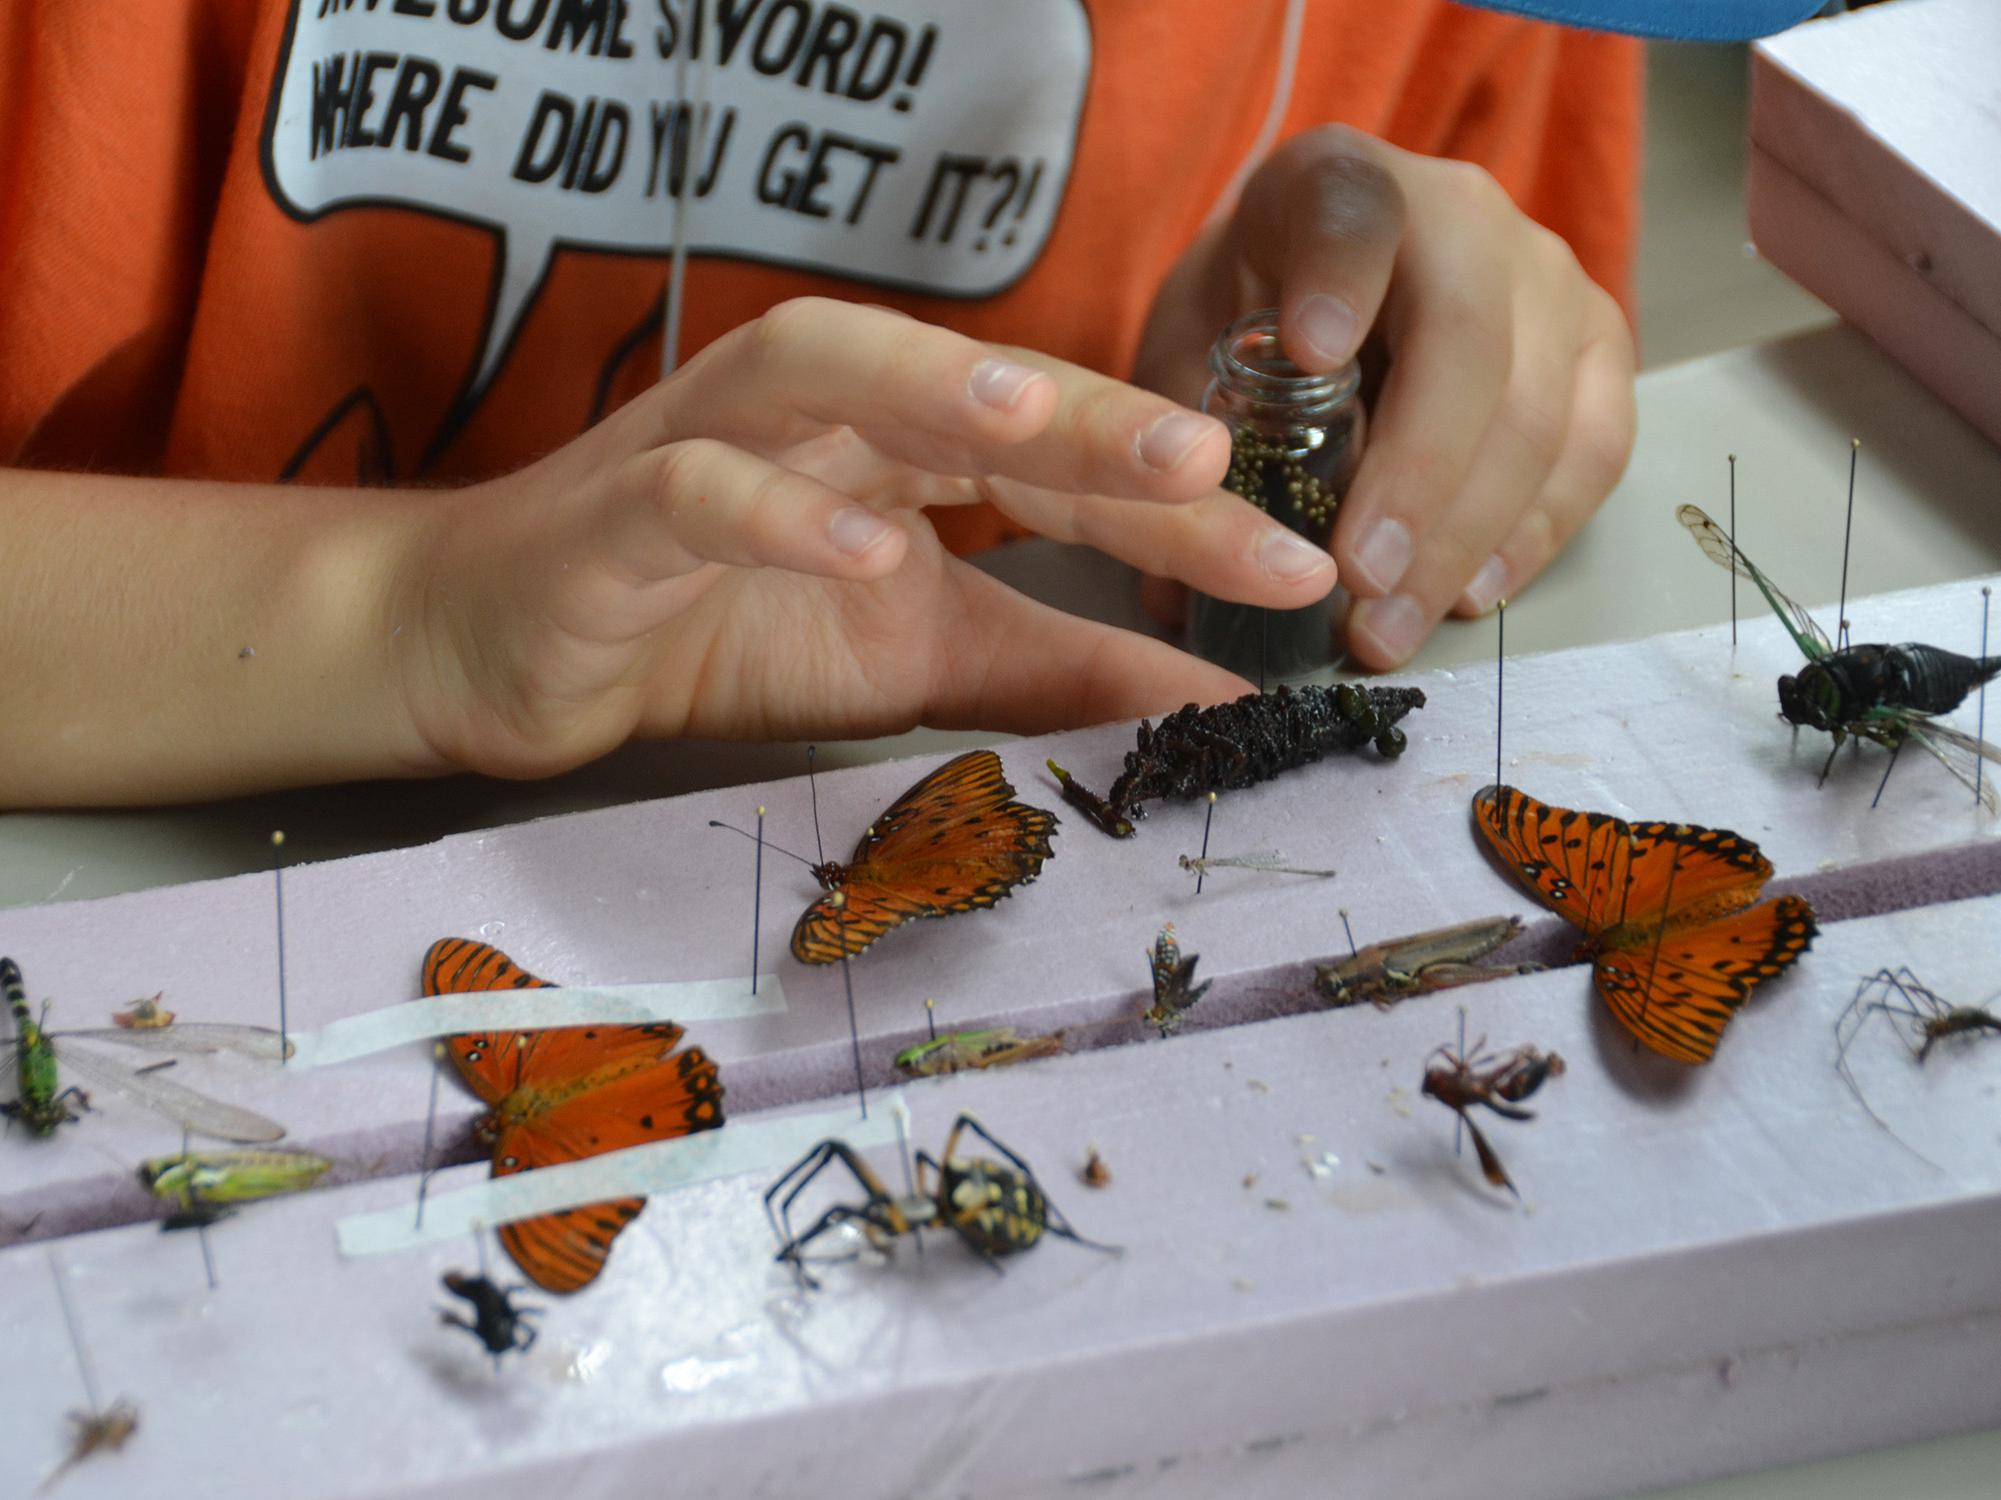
[
  {"left": 791, "top": 750, "right": 1057, "bottom": 963},
  {"left": 421, "top": 937, "right": 725, "bottom": 1293},
  {"left": 1471, "top": 786, "right": 1816, "bottom": 1063}
]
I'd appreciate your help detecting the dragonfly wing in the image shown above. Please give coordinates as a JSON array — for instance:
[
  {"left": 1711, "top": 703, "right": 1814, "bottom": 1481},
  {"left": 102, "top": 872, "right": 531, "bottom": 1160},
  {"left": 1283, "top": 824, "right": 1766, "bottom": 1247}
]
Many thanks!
[
  {"left": 52, "top": 1024, "right": 289, "bottom": 1061},
  {"left": 53, "top": 1043, "right": 287, "bottom": 1143},
  {"left": 1675, "top": 504, "right": 1833, "bottom": 660}
]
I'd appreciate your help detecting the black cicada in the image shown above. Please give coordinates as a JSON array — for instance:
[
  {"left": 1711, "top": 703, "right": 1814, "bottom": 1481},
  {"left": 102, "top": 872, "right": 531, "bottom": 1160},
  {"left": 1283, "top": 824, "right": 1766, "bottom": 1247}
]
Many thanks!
[
  {"left": 1046, "top": 682, "right": 1425, "bottom": 838},
  {"left": 1679, "top": 505, "right": 2000, "bottom": 807}
]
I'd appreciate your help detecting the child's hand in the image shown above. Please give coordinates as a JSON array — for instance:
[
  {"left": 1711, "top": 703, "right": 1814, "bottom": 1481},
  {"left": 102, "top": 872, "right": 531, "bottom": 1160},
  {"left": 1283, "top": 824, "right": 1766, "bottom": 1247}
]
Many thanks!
[
  {"left": 393, "top": 299, "right": 1330, "bottom": 777},
  {"left": 1134, "top": 126, "right": 1637, "bottom": 668}
]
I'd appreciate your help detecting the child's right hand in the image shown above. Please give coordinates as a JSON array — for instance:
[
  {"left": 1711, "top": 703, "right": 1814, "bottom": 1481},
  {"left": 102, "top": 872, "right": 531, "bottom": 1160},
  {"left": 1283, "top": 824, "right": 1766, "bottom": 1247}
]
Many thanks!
[{"left": 388, "top": 299, "right": 1336, "bottom": 781}]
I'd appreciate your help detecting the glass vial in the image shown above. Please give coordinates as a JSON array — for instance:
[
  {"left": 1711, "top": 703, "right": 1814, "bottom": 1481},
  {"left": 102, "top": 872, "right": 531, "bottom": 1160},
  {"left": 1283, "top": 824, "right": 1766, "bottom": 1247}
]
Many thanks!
[{"left": 1187, "top": 309, "right": 1365, "bottom": 682}]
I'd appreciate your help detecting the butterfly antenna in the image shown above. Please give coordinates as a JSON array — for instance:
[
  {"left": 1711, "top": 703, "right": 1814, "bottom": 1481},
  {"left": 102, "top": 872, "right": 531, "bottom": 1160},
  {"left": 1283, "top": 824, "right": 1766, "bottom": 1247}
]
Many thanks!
[
  {"left": 1870, "top": 736, "right": 1904, "bottom": 810},
  {"left": 1977, "top": 586, "right": 1991, "bottom": 809},
  {"left": 1727, "top": 454, "right": 1738, "bottom": 648},
  {"left": 1494, "top": 599, "right": 1507, "bottom": 788},
  {"left": 1195, "top": 793, "right": 1217, "bottom": 896},
  {"left": 415, "top": 1043, "right": 443, "bottom": 1229},
  {"left": 705, "top": 821, "right": 817, "bottom": 870},
  {"left": 806, "top": 745, "right": 828, "bottom": 868},
  {"left": 1837, "top": 438, "right": 1859, "bottom": 651},
  {"left": 1637, "top": 846, "right": 1684, "bottom": 1053},
  {"left": 47, "top": 1248, "right": 103, "bottom": 1420},
  {"left": 1340, "top": 909, "right": 1359, "bottom": 960},
  {"left": 271, "top": 831, "right": 290, "bottom": 1065},
  {"left": 751, "top": 806, "right": 765, "bottom": 996},
  {"left": 832, "top": 893, "right": 866, "bottom": 1121}
]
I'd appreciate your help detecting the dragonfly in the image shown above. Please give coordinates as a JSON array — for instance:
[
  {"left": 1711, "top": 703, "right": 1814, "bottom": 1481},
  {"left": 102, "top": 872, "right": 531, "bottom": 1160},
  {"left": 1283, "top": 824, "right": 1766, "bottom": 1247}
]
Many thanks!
[
  {"left": 893, "top": 1027, "right": 1066, "bottom": 1078},
  {"left": 3, "top": 958, "right": 288, "bottom": 1144},
  {"left": 1177, "top": 851, "right": 1336, "bottom": 880},
  {"left": 1678, "top": 505, "right": 2001, "bottom": 807},
  {"left": 1315, "top": 915, "right": 1538, "bottom": 1009}
]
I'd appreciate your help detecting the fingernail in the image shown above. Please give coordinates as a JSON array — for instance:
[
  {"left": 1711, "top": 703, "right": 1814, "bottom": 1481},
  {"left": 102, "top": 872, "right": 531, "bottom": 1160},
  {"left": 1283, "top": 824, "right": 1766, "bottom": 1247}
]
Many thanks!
[
  {"left": 1296, "top": 293, "right": 1360, "bottom": 365},
  {"left": 1461, "top": 554, "right": 1508, "bottom": 615},
  {"left": 1351, "top": 594, "right": 1427, "bottom": 665},
  {"left": 968, "top": 358, "right": 1043, "bottom": 411},
  {"left": 828, "top": 506, "right": 892, "bottom": 557},
  {"left": 1258, "top": 527, "right": 1334, "bottom": 583},
  {"left": 1352, "top": 517, "right": 1414, "bottom": 593},
  {"left": 1137, "top": 412, "right": 1218, "bottom": 472}
]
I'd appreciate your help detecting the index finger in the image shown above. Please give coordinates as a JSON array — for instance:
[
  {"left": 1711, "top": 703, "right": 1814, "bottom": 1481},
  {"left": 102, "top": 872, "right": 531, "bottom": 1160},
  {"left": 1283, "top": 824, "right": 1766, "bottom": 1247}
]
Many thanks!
[{"left": 659, "top": 298, "right": 1232, "bottom": 505}]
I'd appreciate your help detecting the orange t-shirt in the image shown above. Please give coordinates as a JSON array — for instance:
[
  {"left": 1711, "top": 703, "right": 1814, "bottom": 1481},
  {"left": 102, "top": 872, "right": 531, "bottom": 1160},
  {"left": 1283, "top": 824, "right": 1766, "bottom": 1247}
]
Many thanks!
[{"left": 0, "top": 0, "right": 1639, "bottom": 553}]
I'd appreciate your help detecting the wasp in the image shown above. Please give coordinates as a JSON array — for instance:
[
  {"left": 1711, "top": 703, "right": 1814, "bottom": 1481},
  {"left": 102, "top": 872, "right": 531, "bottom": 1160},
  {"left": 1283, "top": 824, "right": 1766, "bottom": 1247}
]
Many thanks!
[
  {"left": 1143, "top": 925, "right": 1211, "bottom": 1036},
  {"left": 439, "top": 1270, "right": 542, "bottom": 1369},
  {"left": 1678, "top": 506, "right": 2000, "bottom": 806},
  {"left": 1420, "top": 1011, "right": 1564, "bottom": 1199},
  {"left": 765, "top": 1113, "right": 1119, "bottom": 1290}
]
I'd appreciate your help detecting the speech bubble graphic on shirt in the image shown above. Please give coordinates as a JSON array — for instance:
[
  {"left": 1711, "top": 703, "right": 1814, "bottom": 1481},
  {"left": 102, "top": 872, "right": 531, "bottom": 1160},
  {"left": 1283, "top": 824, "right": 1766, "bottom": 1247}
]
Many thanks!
[{"left": 263, "top": 0, "right": 1090, "bottom": 441}]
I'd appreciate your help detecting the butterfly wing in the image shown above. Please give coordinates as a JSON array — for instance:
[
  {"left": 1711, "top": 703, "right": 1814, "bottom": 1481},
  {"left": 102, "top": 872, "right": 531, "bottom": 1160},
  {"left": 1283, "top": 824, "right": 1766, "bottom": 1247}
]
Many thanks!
[
  {"left": 423, "top": 936, "right": 555, "bottom": 1105},
  {"left": 490, "top": 1048, "right": 725, "bottom": 1294},
  {"left": 1675, "top": 504, "right": 1832, "bottom": 660},
  {"left": 1593, "top": 895, "right": 1818, "bottom": 1064},
  {"left": 1472, "top": 786, "right": 1778, "bottom": 940},
  {"left": 791, "top": 750, "right": 1058, "bottom": 963}
]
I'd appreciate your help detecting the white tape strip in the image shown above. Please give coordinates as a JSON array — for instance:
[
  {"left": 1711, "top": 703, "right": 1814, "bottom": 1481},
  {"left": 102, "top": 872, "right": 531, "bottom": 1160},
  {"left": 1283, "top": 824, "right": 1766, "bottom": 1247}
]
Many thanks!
[
  {"left": 336, "top": 1092, "right": 909, "bottom": 1258},
  {"left": 285, "top": 977, "right": 785, "bottom": 1069}
]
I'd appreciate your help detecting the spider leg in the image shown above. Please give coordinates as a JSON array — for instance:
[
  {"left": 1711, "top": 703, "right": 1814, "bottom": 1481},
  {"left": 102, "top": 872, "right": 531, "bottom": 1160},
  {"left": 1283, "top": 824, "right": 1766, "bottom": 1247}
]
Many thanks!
[
  {"left": 775, "top": 1204, "right": 883, "bottom": 1291},
  {"left": 763, "top": 1140, "right": 841, "bottom": 1253}
]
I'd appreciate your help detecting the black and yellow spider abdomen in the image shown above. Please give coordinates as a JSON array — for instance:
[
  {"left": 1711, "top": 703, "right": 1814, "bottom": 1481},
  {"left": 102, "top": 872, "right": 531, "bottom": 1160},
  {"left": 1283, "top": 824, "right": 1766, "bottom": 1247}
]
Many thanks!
[{"left": 941, "top": 1158, "right": 1047, "bottom": 1256}]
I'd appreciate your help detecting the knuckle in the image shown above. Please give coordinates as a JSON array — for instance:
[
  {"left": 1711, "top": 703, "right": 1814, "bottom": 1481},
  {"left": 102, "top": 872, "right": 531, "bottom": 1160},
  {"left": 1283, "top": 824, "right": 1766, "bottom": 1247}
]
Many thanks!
[
  {"left": 743, "top": 296, "right": 833, "bottom": 364},
  {"left": 1499, "top": 377, "right": 1569, "bottom": 473},
  {"left": 1305, "top": 152, "right": 1406, "bottom": 248},
  {"left": 652, "top": 437, "right": 719, "bottom": 512}
]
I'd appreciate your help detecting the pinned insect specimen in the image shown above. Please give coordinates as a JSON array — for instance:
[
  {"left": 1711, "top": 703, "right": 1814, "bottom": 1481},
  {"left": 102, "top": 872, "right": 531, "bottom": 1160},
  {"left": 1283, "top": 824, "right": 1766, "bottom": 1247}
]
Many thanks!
[
  {"left": 1420, "top": 1012, "right": 1565, "bottom": 1198},
  {"left": 1835, "top": 967, "right": 2001, "bottom": 1147},
  {"left": 1678, "top": 504, "right": 2001, "bottom": 807},
  {"left": 423, "top": 937, "right": 725, "bottom": 1293},
  {"left": 440, "top": 1270, "right": 542, "bottom": 1369},
  {"left": 1143, "top": 925, "right": 1211, "bottom": 1036},
  {"left": 1047, "top": 682, "right": 1426, "bottom": 838},
  {"left": 3, "top": 958, "right": 287, "bottom": 1142},
  {"left": 110, "top": 994, "right": 174, "bottom": 1030},
  {"left": 894, "top": 1027, "right": 1066, "bottom": 1078},
  {"left": 139, "top": 1149, "right": 332, "bottom": 1223},
  {"left": 43, "top": 1250, "right": 138, "bottom": 1493},
  {"left": 1315, "top": 916, "right": 1537, "bottom": 1008},
  {"left": 1178, "top": 852, "right": 1336, "bottom": 880},
  {"left": 41, "top": 1400, "right": 139, "bottom": 1493},
  {"left": 765, "top": 1112, "right": 1120, "bottom": 1290},
  {"left": 1472, "top": 786, "right": 1816, "bottom": 1064}
]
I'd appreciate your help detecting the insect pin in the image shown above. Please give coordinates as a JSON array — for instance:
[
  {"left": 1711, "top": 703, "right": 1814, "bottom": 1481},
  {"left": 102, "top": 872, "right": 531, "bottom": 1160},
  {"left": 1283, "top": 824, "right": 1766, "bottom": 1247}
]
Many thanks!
[
  {"left": 1419, "top": 1010, "right": 1564, "bottom": 1199},
  {"left": 894, "top": 1027, "right": 1066, "bottom": 1078},
  {"left": 1047, "top": 681, "right": 1425, "bottom": 838},
  {"left": 1677, "top": 505, "right": 2001, "bottom": 808},
  {"left": 1143, "top": 925, "right": 1211, "bottom": 1037},
  {"left": 1834, "top": 967, "right": 2000, "bottom": 1155},
  {"left": 42, "top": 1251, "right": 139, "bottom": 1493},
  {"left": 1315, "top": 915, "right": 1536, "bottom": 1008},
  {"left": 765, "top": 1112, "right": 1119, "bottom": 1291}
]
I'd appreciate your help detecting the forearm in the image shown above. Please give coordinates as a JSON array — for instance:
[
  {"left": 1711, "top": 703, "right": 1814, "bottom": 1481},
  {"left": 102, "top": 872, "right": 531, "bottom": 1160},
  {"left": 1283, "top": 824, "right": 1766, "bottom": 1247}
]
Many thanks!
[{"left": 0, "top": 468, "right": 438, "bottom": 806}]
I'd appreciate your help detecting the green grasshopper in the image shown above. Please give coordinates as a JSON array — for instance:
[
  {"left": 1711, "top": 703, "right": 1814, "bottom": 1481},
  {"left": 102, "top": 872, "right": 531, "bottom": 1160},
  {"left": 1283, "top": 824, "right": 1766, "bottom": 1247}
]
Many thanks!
[
  {"left": 3, "top": 957, "right": 289, "bottom": 1143},
  {"left": 139, "top": 1149, "right": 332, "bottom": 1227},
  {"left": 894, "top": 1027, "right": 1066, "bottom": 1078}
]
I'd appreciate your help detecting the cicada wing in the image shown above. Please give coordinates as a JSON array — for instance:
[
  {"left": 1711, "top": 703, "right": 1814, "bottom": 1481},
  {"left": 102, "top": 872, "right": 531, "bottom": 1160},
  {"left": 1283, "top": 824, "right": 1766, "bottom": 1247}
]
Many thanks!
[
  {"left": 50, "top": 1023, "right": 290, "bottom": 1061},
  {"left": 1898, "top": 717, "right": 2001, "bottom": 812},
  {"left": 1675, "top": 504, "right": 1833, "bottom": 660},
  {"left": 52, "top": 1042, "right": 286, "bottom": 1143}
]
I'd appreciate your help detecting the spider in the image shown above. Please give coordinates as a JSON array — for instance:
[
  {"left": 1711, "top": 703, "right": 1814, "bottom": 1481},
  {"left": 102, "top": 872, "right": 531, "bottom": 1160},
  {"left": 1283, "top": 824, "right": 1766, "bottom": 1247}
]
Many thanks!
[
  {"left": 1419, "top": 1008, "right": 1564, "bottom": 1200},
  {"left": 1834, "top": 967, "right": 2000, "bottom": 1153},
  {"left": 439, "top": 1270, "right": 542, "bottom": 1369},
  {"left": 764, "top": 1112, "right": 1121, "bottom": 1290}
]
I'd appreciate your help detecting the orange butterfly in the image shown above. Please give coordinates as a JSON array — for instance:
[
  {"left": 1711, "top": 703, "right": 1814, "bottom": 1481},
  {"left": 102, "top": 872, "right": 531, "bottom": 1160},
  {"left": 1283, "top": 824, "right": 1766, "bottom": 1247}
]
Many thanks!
[
  {"left": 791, "top": 750, "right": 1058, "bottom": 964},
  {"left": 422, "top": 937, "right": 724, "bottom": 1293},
  {"left": 1471, "top": 785, "right": 1817, "bottom": 1064}
]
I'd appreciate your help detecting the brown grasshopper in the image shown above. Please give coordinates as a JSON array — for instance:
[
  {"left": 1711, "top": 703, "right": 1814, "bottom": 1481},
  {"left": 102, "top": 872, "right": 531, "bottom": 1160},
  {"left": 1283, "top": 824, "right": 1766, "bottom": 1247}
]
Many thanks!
[{"left": 1316, "top": 915, "right": 1540, "bottom": 1009}]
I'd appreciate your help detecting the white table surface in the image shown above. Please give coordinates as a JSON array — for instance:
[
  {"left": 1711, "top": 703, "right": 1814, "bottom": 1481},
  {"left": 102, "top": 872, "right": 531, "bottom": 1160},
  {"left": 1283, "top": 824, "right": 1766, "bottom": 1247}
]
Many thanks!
[{"left": 3, "top": 321, "right": 2000, "bottom": 1499}]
